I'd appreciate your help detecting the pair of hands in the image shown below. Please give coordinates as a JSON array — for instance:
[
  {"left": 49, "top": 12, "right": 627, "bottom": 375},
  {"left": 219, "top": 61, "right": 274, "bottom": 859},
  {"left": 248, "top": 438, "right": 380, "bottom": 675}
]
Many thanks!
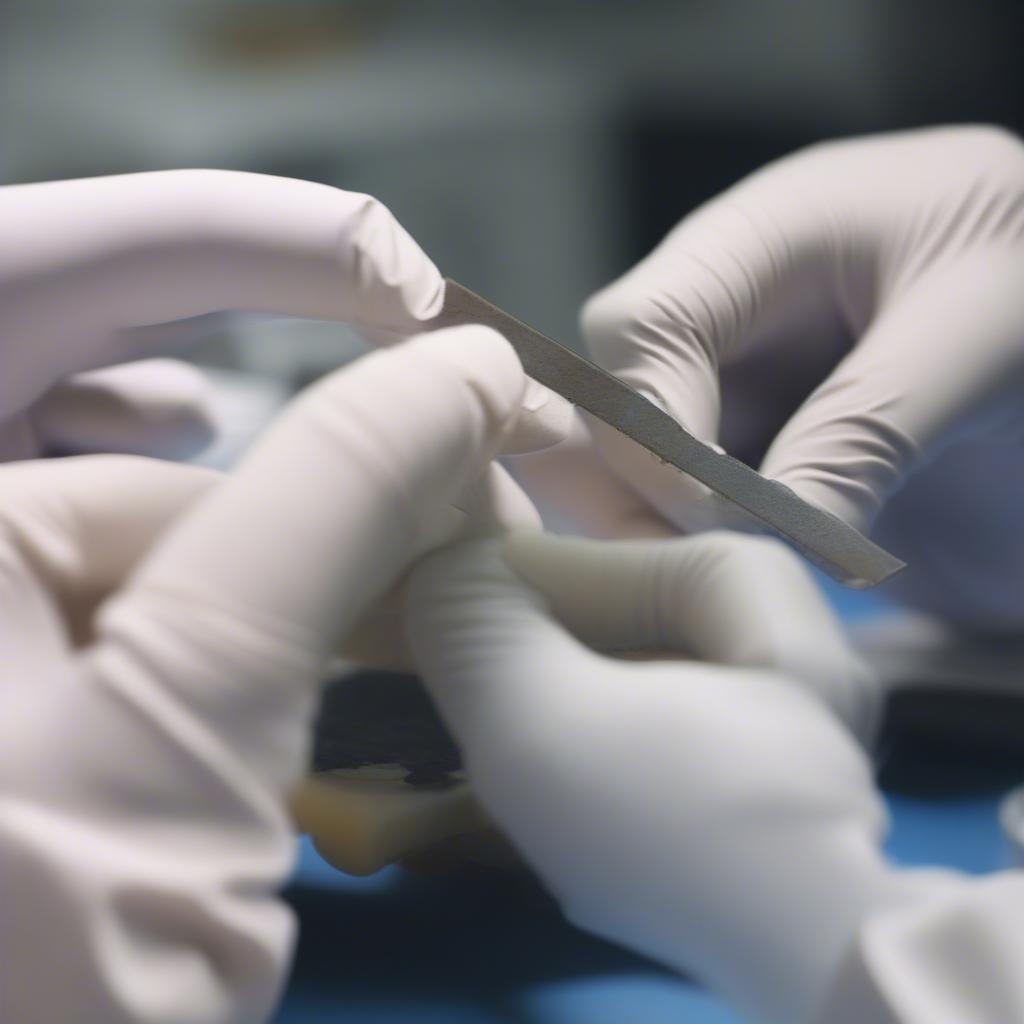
[
  {"left": 4, "top": 125, "right": 1022, "bottom": 1023},
  {"left": 401, "top": 124, "right": 1024, "bottom": 1023},
  {"left": 1, "top": 172, "right": 563, "bottom": 1022},
  {"left": 8, "top": 124, "right": 1022, "bottom": 676},
  {"left": 1, "top": 168, "right": 567, "bottom": 704}
]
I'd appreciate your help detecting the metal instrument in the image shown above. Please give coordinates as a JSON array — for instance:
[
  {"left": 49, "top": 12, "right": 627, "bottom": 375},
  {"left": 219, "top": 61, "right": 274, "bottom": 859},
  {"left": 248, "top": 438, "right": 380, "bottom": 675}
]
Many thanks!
[{"left": 430, "top": 279, "right": 905, "bottom": 588}]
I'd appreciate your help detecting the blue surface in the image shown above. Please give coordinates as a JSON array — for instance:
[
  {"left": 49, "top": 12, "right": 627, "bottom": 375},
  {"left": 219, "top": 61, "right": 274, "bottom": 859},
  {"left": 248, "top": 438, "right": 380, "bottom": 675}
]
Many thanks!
[
  {"left": 885, "top": 792, "right": 1012, "bottom": 875},
  {"left": 276, "top": 839, "right": 746, "bottom": 1024},
  {"left": 276, "top": 582, "right": 1019, "bottom": 1023}
]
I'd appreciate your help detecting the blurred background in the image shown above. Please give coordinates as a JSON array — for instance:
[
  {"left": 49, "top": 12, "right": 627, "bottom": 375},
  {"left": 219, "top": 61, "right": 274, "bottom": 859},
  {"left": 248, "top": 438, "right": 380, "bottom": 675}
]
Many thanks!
[
  {"left": 3, "top": 0, "right": 1022, "bottom": 395},
  {"left": 4, "top": 4, "right": 1022, "bottom": 1021}
]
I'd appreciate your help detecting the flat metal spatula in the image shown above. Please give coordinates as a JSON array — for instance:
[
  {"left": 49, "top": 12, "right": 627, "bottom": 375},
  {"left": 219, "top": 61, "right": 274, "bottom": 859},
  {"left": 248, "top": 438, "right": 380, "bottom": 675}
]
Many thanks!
[{"left": 429, "top": 279, "right": 905, "bottom": 589}]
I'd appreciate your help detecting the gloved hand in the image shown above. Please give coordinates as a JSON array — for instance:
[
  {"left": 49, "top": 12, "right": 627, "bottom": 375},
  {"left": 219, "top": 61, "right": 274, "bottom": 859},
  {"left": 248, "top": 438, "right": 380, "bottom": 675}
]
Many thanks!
[
  {"left": 0, "top": 324, "right": 547, "bottom": 1024},
  {"left": 525, "top": 126, "right": 1024, "bottom": 627},
  {"left": 0, "top": 169, "right": 570, "bottom": 461},
  {"left": 403, "top": 530, "right": 1010, "bottom": 1024}
]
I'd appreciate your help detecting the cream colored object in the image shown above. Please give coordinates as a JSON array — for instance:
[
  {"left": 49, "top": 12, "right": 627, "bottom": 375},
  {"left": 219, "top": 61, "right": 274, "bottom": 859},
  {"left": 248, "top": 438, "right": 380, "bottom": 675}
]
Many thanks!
[
  {"left": 405, "top": 530, "right": 1024, "bottom": 1024},
  {"left": 0, "top": 321, "right": 547, "bottom": 1023},
  {"left": 292, "top": 768, "right": 488, "bottom": 877},
  {"left": 522, "top": 126, "right": 1024, "bottom": 625}
]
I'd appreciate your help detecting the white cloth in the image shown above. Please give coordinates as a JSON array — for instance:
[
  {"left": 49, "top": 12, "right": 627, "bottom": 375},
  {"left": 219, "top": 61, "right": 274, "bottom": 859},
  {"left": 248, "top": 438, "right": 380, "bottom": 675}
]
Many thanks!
[{"left": 404, "top": 531, "right": 1024, "bottom": 1024}]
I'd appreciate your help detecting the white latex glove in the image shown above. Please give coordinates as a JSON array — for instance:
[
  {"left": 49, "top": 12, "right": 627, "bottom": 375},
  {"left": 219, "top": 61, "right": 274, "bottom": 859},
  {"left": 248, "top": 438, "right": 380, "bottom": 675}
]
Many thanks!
[
  {"left": 536, "top": 126, "right": 1024, "bottom": 627},
  {"left": 404, "top": 530, "right": 1024, "bottom": 1024},
  {"left": 16, "top": 358, "right": 220, "bottom": 461},
  {"left": 0, "top": 170, "right": 569, "bottom": 461},
  {"left": 0, "top": 324, "right": 543, "bottom": 1024}
]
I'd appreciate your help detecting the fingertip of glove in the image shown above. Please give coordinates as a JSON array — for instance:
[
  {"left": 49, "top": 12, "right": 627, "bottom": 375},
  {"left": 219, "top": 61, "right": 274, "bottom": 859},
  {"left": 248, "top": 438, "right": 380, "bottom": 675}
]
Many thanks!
[
  {"left": 410, "top": 262, "right": 447, "bottom": 322},
  {"left": 345, "top": 193, "right": 446, "bottom": 328},
  {"left": 405, "top": 325, "right": 525, "bottom": 430},
  {"left": 500, "top": 380, "right": 574, "bottom": 454}
]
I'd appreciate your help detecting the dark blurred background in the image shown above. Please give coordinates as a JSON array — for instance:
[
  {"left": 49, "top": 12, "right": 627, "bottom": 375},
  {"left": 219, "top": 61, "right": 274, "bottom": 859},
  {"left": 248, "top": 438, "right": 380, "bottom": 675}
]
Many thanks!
[{"left": 4, "top": 0, "right": 1021, "bottom": 391}]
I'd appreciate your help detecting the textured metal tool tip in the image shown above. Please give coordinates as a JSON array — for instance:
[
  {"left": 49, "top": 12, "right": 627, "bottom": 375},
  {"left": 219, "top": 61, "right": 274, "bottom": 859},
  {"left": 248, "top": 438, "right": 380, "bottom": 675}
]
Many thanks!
[{"left": 430, "top": 279, "right": 906, "bottom": 589}]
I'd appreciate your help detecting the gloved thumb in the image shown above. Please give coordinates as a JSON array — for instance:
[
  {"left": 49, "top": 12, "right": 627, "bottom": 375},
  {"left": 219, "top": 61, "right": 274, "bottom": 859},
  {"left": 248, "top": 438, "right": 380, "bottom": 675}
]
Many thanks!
[
  {"left": 98, "top": 324, "right": 530, "bottom": 689},
  {"left": 404, "top": 536, "right": 598, "bottom": 757},
  {"left": 407, "top": 530, "right": 880, "bottom": 745}
]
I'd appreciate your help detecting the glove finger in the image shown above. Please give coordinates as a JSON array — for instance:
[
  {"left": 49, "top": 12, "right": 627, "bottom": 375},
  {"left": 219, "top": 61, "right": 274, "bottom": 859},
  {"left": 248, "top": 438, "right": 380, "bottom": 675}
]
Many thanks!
[
  {"left": 404, "top": 537, "right": 599, "bottom": 748},
  {"left": 502, "top": 530, "right": 879, "bottom": 741},
  {"left": 344, "top": 461, "right": 542, "bottom": 671},
  {"left": 30, "top": 359, "right": 217, "bottom": 460},
  {"left": 498, "top": 378, "right": 575, "bottom": 455},
  {"left": 0, "top": 171, "right": 443, "bottom": 416},
  {"left": 760, "top": 250, "right": 1024, "bottom": 533},
  {"left": 579, "top": 161, "right": 844, "bottom": 532},
  {"left": 100, "top": 325, "right": 527, "bottom": 682},
  {"left": 449, "top": 459, "right": 542, "bottom": 533},
  {"left": 368, "top": 337, "right": 572, "bottom": 457},
  {"left": 0, "top": 455, "right": 219, "bottom": 643}
]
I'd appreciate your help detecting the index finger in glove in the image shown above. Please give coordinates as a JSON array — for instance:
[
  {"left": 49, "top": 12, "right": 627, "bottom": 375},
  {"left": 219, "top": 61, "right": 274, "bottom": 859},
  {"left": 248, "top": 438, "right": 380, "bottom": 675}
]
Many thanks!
[
  {"left": 101, "top": 325, "right": 528, "bottom": 678},
  {"left": 342, "top": 459, "right": 543, "bottom": 672},
  {"left": 578, "top": 152, "right": 841, "bottom": 529},
  {"left": 501, "top": 530, "right": 880, "bottom": 743},
  {"left": 0, "top": 170, "right": 443, "bottom": 414}
]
